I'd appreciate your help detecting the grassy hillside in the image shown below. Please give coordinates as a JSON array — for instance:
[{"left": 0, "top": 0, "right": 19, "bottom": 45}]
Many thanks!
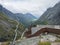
[{"left": 0, "top": 12, "right": 25, "bottom": 42}]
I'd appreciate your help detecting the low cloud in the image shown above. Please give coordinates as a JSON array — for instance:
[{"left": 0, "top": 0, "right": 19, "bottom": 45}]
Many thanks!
[{"left": 0, "top": 0, "right": 60, "bottom": 18}]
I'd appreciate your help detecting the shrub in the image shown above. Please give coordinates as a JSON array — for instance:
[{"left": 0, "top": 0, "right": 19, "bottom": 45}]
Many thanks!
[
  {"left": 38, "top": 41, "right": 51, "bottom": 45},
  {"left": 55, "top": 40, "right": 60, "bottom": 42}
]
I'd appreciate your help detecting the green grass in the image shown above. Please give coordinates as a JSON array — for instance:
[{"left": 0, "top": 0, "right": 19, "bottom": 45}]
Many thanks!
[
  {"left": 38, "top": 41, "right": 51, "bottom": 45},
  {"left": 0, "top": 12, "right": 25, "bottom": 42},
  {"left": 0, "top": 13, "right": 8, "bottom": 21},
  {"left": 55, "top": 40, "right": 60, "bottom": 42}
]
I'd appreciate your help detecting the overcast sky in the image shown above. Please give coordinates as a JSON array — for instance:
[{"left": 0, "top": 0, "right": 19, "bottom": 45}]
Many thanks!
[{"left": 0, "top": 0, "right": 60, "bottom": 18}]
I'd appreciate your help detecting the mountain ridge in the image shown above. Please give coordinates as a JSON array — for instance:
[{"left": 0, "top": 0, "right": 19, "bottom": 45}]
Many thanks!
[
  {"left": 34, "top": 2, "right": 60, "bottom": 25},
  {"left": 0, "top": 5, "right": 37, "bottom": 27}
]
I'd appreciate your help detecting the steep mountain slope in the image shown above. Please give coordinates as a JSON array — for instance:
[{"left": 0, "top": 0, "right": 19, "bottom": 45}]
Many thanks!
[
  {"left": 0, "top": 5, "right": 17, "bottom": 20},
  {"left": 0, "top": 12, "right": 25, "bottom": 42},
  {"left": 35, "top": 2, "right": 60, "bottom": 25},
  {"left": 0, "top": 5, "right": 37, "bottom": 27}
]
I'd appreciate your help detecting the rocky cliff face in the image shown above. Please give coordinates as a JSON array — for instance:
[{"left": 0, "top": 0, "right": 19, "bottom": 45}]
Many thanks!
[{"left": 36, "top": 2, "right": 60, "bottom": 25}]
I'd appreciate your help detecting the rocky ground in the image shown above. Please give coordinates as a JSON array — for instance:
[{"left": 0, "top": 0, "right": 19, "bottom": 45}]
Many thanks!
[{"left": 15, "top": 34, "right": 60, "bottom": 45}]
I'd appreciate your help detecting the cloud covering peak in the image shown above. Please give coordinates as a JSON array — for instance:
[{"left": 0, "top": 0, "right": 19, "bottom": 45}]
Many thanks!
[{"left": 0, "top": 0, "right": 60, "bottom": 18}]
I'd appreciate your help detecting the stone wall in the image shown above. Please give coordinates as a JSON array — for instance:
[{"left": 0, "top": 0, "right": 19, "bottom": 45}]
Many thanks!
[
  {"left": 25, "top": 25, "right": 60, "bottom": 38},
  {"left": 31, "top": 25, "right": 60, "bottom": 35},
  {"left": 26, "top": 28, "right": 60, "bottom": 38}
]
